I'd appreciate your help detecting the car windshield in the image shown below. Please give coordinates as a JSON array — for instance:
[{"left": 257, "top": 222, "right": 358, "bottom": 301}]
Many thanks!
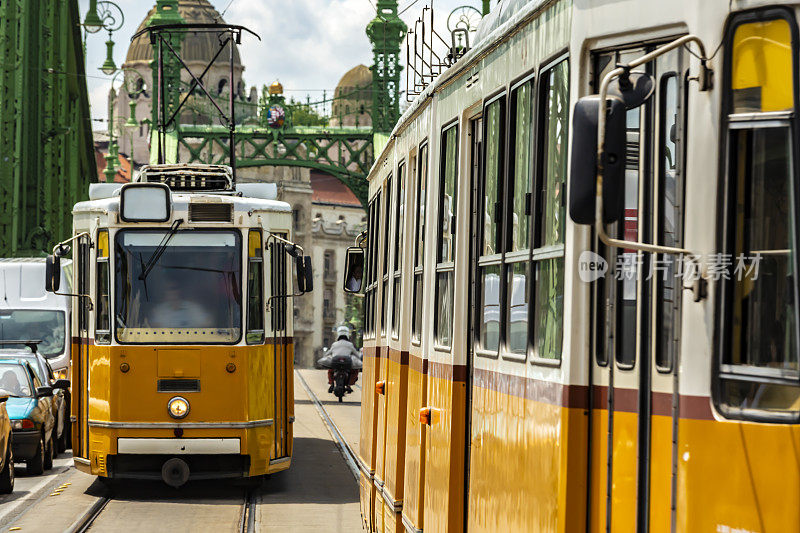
[
  {"left": 0, "top": 310, "right": 65, "bottom": 357},
  {"left": 115, "top": 230, "right": 242, "bottom": 344},
  {"left": 0, "top": 364, "right": 33, "bottom": 397}
]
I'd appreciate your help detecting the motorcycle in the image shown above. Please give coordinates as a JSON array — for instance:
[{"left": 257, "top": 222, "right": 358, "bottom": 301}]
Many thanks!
[{"left": 329, "top": 354, "right": 355, "bottom": 403}]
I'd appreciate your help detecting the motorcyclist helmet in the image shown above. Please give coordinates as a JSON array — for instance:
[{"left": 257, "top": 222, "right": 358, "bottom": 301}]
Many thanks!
[{"left": 336, "top": 325, "right": 351, "bottom": 341}]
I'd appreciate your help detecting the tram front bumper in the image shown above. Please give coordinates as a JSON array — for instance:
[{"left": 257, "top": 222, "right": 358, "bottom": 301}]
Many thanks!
[
  {"left": 104, "top": 437, "right": 247, "bottom": 480},
  {"left": 117, "top": 437, "right": 240, "bottom": 455}
]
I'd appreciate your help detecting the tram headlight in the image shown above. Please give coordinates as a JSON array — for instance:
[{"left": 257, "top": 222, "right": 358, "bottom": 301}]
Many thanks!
[{"left": 167, "top": 396, "right": 190, "bottom": 419}]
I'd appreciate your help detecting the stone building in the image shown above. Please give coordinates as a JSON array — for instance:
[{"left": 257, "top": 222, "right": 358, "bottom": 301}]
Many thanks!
[{"left": 107, "top": 1, "right": 367, "bottom": 367}]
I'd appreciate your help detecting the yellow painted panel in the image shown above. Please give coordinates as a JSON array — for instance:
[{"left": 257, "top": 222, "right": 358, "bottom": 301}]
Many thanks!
[
  {"left": 383, "top": 355, "right": 408, "bottom": 505},
  {"left": 402, "top": 364, "right": 427, "bottom": 530},
  {"left": 732, "top": 18, "right": 793, "bottom": 113},
  {"left": 80, "top": 342, "right": 290, "bottom": 477},
  {"left": 610, "top": 410, "right": 638, "bottom": 531},
  {"left": 467, "top": 383, "right": 561, "bottom": 532},
  {"left": 423, "top": 374, "right": 465, "bottom": 532},
  {"left": 157, "top": 348, "right": 201, "bottom": 378},
  {"left": 589, "top": 409, "right": 608, "bottom": 532},
  {"left": 678, "top": 418, "right": 800, "bottom": 532},
  {"left": 649, "top": 415, "right": 673, "bottom": 533},
  {"left": 375, "top": 352, "right": 389, "bottom": 486}
]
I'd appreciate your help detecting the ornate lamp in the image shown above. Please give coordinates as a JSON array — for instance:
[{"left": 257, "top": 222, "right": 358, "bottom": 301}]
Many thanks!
[
  {"left": 100, "top": 36, "right": 117, "bottom": 75},
  {"left": 83, "top": 0, "right": 104, "bottom": 33},
  {"left": 125, "top": 101, "right": 139, "bottom": 128}
]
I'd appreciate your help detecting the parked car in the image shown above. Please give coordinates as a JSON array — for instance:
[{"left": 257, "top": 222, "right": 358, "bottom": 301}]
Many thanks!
[
  {"left": 0, "top": 258, "right": 72, "bottom": 376},
  {"left": 0, "top": 390, "right": 13, "bottom": 492},
  {"left": 0, "top": 343, "right": 69, "bottom": 454},
  {"left": 0, "top": 360, "right": 56, "bottom": 475}
]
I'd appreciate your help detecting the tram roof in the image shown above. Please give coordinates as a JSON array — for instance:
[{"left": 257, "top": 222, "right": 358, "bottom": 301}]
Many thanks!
[{"left": 73, "top": 190, "right": 291, "bottom": 217}]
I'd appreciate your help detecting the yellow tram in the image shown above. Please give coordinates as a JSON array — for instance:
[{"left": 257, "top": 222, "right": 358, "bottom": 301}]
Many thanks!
[
  {"left": 344, "top": 0, "right": 800, "bottom": 531},
  {"left": 46, "top": 164, "right": 311, "bottom": 486}
]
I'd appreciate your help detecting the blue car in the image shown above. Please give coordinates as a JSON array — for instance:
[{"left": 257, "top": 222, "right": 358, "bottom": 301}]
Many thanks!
[{"left": 0, "top": 360, "right": 55, "bottom": 475}]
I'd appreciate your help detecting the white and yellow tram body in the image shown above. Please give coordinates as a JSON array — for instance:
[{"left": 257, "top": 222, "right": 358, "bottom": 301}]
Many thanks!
[
  {"left": 357, "top": 0, "right": 800, "bottom": 531},
  {"left": 65, "top": 167, "right": 296, "bottom": 482}
]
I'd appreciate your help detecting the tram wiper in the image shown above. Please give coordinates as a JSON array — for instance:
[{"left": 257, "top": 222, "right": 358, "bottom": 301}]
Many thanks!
[{"left": 139, "top": 219, "right": 184, "bottom": 281}]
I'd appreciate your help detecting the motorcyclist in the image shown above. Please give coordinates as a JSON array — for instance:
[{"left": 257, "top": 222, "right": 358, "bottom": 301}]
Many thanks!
[{"left": 327, "top": 325, "right": 361, "bottom": 393}]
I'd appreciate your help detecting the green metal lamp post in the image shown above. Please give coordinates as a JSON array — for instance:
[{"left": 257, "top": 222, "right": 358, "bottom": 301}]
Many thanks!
[
  {"left": 82, "top": 1, "right": 124, "bottom": 74},
  {"left": 83, "top": 0, "right": 104, "bottom": 33}
]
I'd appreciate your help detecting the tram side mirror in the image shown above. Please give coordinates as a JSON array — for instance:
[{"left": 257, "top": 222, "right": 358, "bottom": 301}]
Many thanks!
[
  {"left": 569, "top": 95, "right": 628, "bottom": 225},
  {"left": 343, "top": 247, "right": 365, "bottom": 294},
  {"left": 296, "top": 256, "right": 313, "bottom": 293},
  {"left": 45, "top": 255, "right": 61, "bottom": 293},
  {"left": 36, "top": 386, "right": 53, "bottom": 398}
]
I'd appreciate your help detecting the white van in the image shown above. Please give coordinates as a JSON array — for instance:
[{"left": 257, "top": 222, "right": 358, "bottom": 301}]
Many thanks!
[{"left": 0, "top": 258, "right": 72, "bottom": 374}]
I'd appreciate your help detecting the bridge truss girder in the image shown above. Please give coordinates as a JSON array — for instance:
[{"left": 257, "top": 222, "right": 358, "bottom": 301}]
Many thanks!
[{"left": 176, "top": 127, "right": 373, "bottom": 205}]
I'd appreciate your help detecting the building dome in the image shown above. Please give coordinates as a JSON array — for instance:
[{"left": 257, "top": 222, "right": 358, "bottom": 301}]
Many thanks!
[
  {"left": 331, "top": 65, "right": 372, "bottom": 127},
  {"left": 335, "top": 65, "right": 372, "bottom": 96},
  {"left": 125, "top": 0, "right": 242, "bottom": 67}
]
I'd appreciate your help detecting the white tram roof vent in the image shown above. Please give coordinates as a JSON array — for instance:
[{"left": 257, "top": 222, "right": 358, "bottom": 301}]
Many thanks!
[{"left": 137, "top": 164, "right": 234, "bottom": 192}]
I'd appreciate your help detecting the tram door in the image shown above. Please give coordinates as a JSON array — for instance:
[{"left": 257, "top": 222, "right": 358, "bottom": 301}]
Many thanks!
[
  {"left": 588, "top": 45, "right": 686, "bottom": 533},
  {"left": 270, "top": 237, "right": 290, "bottom": 460},
  {"left": 72, "top": 234, "right": 91, "bottom": 459}
]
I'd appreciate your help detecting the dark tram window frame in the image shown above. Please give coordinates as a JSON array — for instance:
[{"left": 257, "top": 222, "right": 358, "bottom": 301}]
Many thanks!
[
  {"left": 713, "top": 7, "right": 800, "bottom": 423},
  {"left": 381, "top": 175, "right": 393, "bottom": 338},
  {"left": 95, "top": 229, "right": 111, "bottom": 345},
  {"left": 412, "top": 141, "right": 429, "bottom": 344},
  {"left": 246, "top": 229, "right": 265, "bottom": 345},
  {"left": 529, "top": 55, "right": 570, "bottom": 365},
  {"left": 476, "top": 91, "right": 507, "bottom": 357},
  {"left": 364, "top": 194, "right": 381, "bottom": 339},
  {"left": 654, "top": 68, "right": 687, "bottom": 374},
  {"left": 434, "top": 120, "right": 459, "bottom": 350},
  {"left": 392, "top": 161, "right": 406, "bottom": 339}
]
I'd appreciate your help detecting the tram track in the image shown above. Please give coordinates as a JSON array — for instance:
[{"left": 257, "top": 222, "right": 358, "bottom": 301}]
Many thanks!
[
  {"left": 65, "top": 485, "right": 256, "bottom": 532},
  {"left": 295, "top": 370, "right": 360, "bottom": 480}
]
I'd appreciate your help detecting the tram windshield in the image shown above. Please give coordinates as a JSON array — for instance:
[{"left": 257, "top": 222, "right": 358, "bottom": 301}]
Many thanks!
[
  {"left": 115, "top": 230, "right": 242, "bottom": 344},
  {"left": 0, "top": 310, "right": 65, "bottom": 357}
]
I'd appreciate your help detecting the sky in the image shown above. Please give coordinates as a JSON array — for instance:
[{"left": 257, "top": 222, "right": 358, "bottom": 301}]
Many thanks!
[{"left": 78, "top": 0, "right": 483, "bottom": 127}]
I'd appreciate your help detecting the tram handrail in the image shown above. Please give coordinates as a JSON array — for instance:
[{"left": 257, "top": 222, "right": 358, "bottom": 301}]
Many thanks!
[{"left": 595, "top": 34, "right": 711, "bottom": 300}]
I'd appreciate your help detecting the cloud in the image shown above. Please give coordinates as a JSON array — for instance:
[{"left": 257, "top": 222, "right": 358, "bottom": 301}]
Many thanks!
[{"left": 80, "top": 0, "right": 480, "bottom": 124}]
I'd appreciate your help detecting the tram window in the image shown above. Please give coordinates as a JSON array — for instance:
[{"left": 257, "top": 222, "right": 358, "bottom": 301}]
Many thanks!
[
  {"left": 717, "top": 11, "right": 800, "bottom": 419},
  {"left": 434, "top": 124, "right": 458, "bottom": 348},
  {"left": 721, "top": 127, "right": 799, "bottom": 406},
  {"left": 731, "top": 18, "right": 793, "bottom": 114},
  {"left": 392, "top": 163, "right": 405, "bottom": 337},
  {"left": 478, "top": 97, "right": 505, "bottom": 352},
  {"left": 412, "top": 144, "right": 428, "bottom": 341},
  {"left": 381, "top": 177, "right": 392, "bottom": 337},
  {"left": 115, "top": 230, "right": 243, "bottom": 344},
  {"left": 366, "top": 194, "right": 381, "bottom": 337},
  {"left": 270, "top": 234, "right": 287, "bottom": 333},
  {"left": 656, "top": 70, "right": 682, "bottom": 372},
  {"left": 95, "top": 230, "right": 111, "bottom": 344},
  {"left": 78, "top": 237, "right": 90, "bottom": 335},
  {"left": 504, "top": 80, "right": 534, "bottom": 355},
  {"left": 246, "top": 230, "right": 264, "bottom": 344},
  {"left": 532, "top": 59, "right": 568, "bottom": 361},
  {"left": 481, "top": 96, "right": 505, "bottom": 256}
]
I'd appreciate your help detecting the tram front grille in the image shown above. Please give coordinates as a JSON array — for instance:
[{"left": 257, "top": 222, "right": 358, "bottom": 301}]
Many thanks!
[
  {"left": 188, "top": 203, "right": 233, "bottom": 222},
  {"left": 157, "top": 379, "right": 201, "bottom": 393}
]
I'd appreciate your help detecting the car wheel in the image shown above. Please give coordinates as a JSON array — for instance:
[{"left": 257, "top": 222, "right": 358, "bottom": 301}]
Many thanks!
[
  {"left": 26, "top": 433, "right": 44, "bottom": 476},
  {"left": 0, "top": 445, "right": 14, "bottom": 493},
  {"left": 43, "top": 435, "right": 54, "bottom": 471}
]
